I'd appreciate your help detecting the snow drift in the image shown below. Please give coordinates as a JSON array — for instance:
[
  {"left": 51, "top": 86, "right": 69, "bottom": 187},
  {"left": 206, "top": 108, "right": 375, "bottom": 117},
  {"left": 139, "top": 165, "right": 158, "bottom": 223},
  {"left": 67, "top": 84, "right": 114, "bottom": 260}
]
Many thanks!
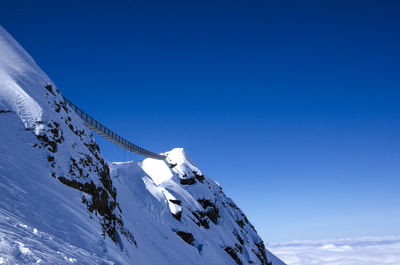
[{"left": 0, "top": 25, "right": 285, "bottom": 265}]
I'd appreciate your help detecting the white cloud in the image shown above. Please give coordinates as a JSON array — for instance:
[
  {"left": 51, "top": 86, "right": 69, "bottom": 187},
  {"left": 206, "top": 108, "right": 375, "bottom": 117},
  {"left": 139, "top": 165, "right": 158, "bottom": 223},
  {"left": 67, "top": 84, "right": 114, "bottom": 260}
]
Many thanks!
[{"left": 267, "top": 236, "right": 400, "bottom": 265}]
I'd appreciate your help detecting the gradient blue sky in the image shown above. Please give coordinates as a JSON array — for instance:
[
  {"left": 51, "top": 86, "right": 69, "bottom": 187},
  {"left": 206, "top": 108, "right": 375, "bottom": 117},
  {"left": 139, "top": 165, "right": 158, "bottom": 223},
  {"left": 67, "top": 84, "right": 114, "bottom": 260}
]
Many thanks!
[{"left": 2, "top": 0, "right": 399, "bottom": 242}]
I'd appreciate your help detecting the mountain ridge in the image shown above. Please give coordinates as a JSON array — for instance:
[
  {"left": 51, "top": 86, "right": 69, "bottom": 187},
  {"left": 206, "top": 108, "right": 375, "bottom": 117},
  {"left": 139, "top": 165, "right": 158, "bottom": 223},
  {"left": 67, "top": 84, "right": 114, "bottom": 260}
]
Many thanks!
[{"left": 0, "top": 25, "right": 285, "bottom": 265}]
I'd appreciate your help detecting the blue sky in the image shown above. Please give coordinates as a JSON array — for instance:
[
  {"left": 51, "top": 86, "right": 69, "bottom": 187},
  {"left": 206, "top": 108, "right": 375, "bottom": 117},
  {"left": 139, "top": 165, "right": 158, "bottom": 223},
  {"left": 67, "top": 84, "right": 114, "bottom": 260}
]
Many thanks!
[{"left": 2, "top": 0, "right": 399, "bottom": 242}]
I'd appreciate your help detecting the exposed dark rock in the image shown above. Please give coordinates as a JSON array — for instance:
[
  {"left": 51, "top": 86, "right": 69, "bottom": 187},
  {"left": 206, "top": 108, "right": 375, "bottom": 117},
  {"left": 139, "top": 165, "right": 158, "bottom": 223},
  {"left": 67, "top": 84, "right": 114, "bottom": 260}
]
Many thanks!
[
  {"left": 98, "top": 161, "right": 117, "bottom": 200},
  {"left": 253, "top": 241, "right": 271, "bottom": 265},
  {"left": 79, "top": 154, "right": 93, "bottom": 168},
  {"left": 120, "top": 226, "right": 137, "bottom": 247},
  {"left": 198, "top": 199, "right": 220, "bottom": 224},
  {"left": 47, "top": 156, "right": 56, "bottom": 168},
  {"left": 176, "top": 231, "right": 195, "bottom": 246},
  {"left": 191, "top": 210, "right": 210, "bottom": 229},
  {"left": 36, "top": 86, "right": 136, "bottom": 247},
  {"left": 172, "top": 211, "right": 182, "bottom": 221},
  {"left": 169, "top": 199, "right": 182, "bottom": 205},
  {"left": 168, "top": 163, "right": 177, "bottom": 168},
  {"left": 60, "top": 101, "right": 69, "bottom": 113},
  {"left": 45, "top": 85, "right": 56, "bottom": 96},
  {"left": 34, "top": 121, "right": 64, "bottom": 153},
  {"left": 228, "top": 201, "right": 240, "bottom": 211},
  {"left": 0, "top": 109, "right": 11, "bottom": 114},
  {"left": 191, "top": 199, "right": 220, "bottom": 228},
  {"left": 235, "top": 243, "right": 243, "bottom": 253},
  {"left": 234, "top": 230, "right": 245, "bottom": 245},
  {"left": 84, "top": 141, "right": 101, "bottom": 161},
  {"left": 236, "top": 219, "right": 245, "bottom": 229},
  {"left": 65, "top": 121, "right": 84, "bottom": 138},
  {"left": 36, "top": 133, "right": 57, "bottom": 153},
  {"left": 69, "top": 158, "right": 87, "bottom": 178},
  {"left": 224, "top": 246, "right": 243, "bottom": 265},
  {"left": 54, "top": 144, "right": 135, "bottom": 246},
  {"left": 57, "top": 176, "right": 132, "bottom": 244},
  {"left": 241, "top": 214, "right": 250, "bottom": 224},
  {"left": 54, "top": 103, "right": 61, "bottom": 113},
  {"left": 198, "top": 199, "right": 214, "bottom": 210},
  {"left": 58, "top": 177, "right": 96, "bottom": 194},
  {"left": 193, "top": 171, "right": 205, "bottom": 183},
  {"left": 228, "top": 201, "right": 257, "bottom": 230},
  {"left": 180, "top": 177, "right": 196, "bottom": 185}
]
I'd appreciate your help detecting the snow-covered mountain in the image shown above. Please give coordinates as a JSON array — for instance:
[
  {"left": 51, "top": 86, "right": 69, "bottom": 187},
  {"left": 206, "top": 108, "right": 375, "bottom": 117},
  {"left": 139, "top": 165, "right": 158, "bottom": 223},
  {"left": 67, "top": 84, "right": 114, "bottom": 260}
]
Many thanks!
[{"left": 0, "top": 26, "right": 285, "bottom": 265}]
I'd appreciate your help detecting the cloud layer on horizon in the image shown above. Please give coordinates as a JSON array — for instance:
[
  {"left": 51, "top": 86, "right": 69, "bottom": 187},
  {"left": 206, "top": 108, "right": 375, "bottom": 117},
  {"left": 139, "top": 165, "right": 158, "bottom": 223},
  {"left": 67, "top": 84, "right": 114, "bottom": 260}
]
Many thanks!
[{"left": 267, "top": 236, "right": 400, "bottom": 265}]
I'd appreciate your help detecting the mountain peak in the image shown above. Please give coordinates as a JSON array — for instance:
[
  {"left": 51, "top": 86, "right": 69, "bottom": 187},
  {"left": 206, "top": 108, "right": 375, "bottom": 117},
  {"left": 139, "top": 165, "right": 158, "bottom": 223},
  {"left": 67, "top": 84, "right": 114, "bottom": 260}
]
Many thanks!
[{"left": 0, "top": 26, "right": 285, "bottom": 265}]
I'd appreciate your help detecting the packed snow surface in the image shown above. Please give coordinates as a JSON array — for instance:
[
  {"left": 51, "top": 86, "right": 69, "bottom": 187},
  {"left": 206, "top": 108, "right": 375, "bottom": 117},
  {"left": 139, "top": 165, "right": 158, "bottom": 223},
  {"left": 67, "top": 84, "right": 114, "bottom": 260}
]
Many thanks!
[{"left": 0, "top": 25, "right": 285, "bottom": 265}]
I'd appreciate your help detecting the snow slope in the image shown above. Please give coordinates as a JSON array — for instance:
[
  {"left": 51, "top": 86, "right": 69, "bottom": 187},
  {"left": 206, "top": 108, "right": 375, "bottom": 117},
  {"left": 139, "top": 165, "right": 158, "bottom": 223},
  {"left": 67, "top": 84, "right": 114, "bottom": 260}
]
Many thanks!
[{"left": 0, "top": 25, "right": 285, "bottom": 265}]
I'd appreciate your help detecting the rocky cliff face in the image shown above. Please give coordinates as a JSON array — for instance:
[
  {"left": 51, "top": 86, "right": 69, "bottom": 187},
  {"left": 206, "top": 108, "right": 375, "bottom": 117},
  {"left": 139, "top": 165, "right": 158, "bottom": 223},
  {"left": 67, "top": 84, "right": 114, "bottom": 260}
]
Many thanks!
[
  {"left": 0, "top": 25, "right": 285, "bottom": 265},
  {"left": 109, "top": 148, "right": 285, "bottom": 265}
]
